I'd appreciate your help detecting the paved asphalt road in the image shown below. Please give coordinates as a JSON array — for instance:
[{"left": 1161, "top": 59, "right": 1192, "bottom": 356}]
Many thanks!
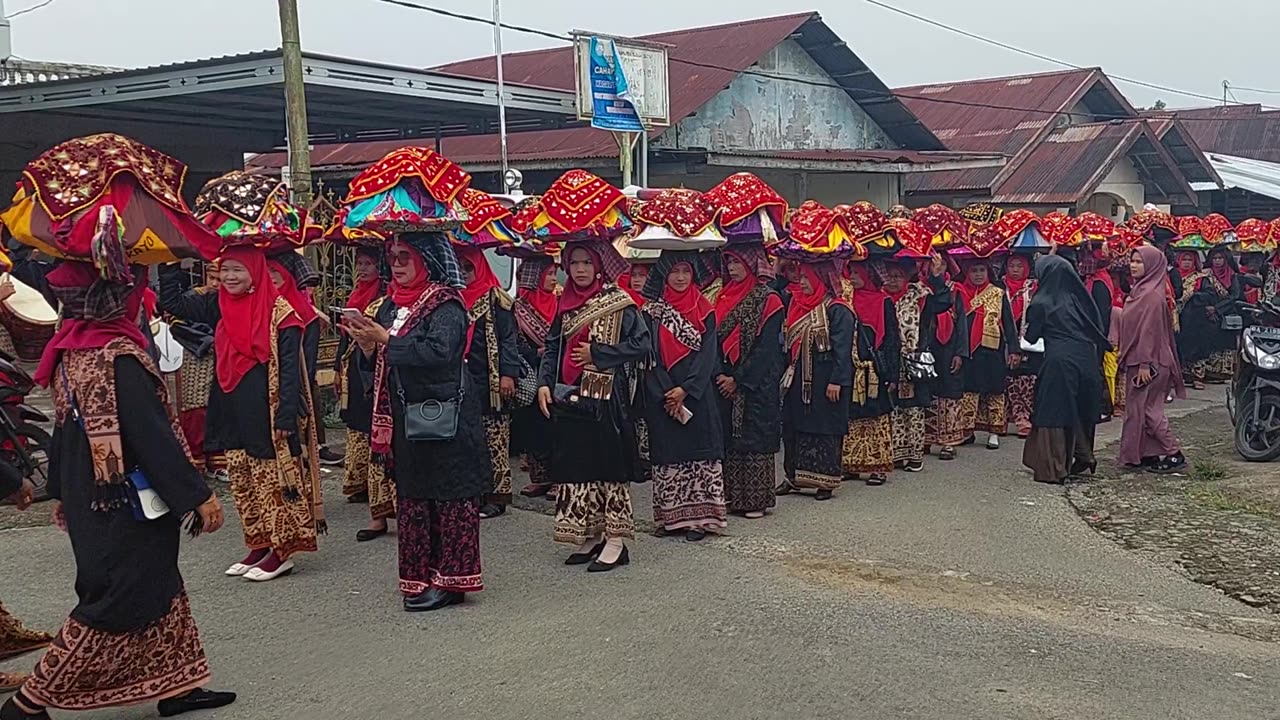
[{"left": 3, "top": 388, "right": 1280, "bottom": 719}]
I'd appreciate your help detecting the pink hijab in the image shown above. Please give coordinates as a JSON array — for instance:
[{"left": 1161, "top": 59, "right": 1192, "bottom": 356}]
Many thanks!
[{"left": 1118, "top": 245, "right": 1185, "bottom": 398}]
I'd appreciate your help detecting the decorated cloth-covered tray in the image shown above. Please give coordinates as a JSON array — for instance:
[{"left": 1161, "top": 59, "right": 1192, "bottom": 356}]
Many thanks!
[{"left": 1, "top": 133, "right": 221, "bottom": 264}]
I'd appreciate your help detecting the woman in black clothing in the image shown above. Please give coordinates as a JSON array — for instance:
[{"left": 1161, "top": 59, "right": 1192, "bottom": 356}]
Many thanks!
[
  {"left": 956, "top": 257, "right": 1016, "bottom": 452},
  {"left": 3, "top": 261, "right": 234, "bottom": 720},
  {"left": 777, "top": 260, "right": 853, "bottom": 501},
  {"left": 342, "top": 234, "right": 491, "bottom": 612},
  {"left": 268, "top": 251, "right": 342, "bottom": 466},
  {"left": 880, "top": 254, "right": 952, "bottom": 471},
  {"left": 335, "top": 247, "right": 394, "bottom": 540},
  {"left": 1077, "top": 246, "right": 1118, "bottom": 419},
  {"left": 159, "top": 248, "right": 322, "bottom": 582},
  {"left": 1002, "top": 253, "right": 1040, "bottom": 438},
  {"left": 840, "top": 262, "right": 900, "bottom": 486},
  {"left": 1021, "top": 255, "right": 1108, "bottom": 484},
  {"left": 1175, "top": 249, "right": 1236, "bottom": 388},
  {"left": 926, "top": 267, "right": 972, "bottom": 461},
  {"left": 511, "top": 254, "right": 559, "bottom": 499},
  {"left": 715, "top": 245, "right": 785, "bottom": 518},
  {"left": 454, "top": 245, "right": 521, "bottom": 519},
  {"left": 536, "top": 240, "right": 650, "bottom": 570},
  {"left": 641, "top": 250, "right": 726, "bottom": 540}
]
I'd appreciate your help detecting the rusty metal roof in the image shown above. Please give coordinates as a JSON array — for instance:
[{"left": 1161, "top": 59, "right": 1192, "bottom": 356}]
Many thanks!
[
  {"left": 894, "top": 68, "right": 1218, "bottom": 204},
  {"left": 432, "top": 12, "right": 943, "bottom": 151},
  {"left": 991, "top": 120, "right": 1195, "bottom": 205},
  {"left": 1144, "top": 118, "right": 1221, "bottom": 185},
  {"left": 897, "top": 68, "right": 1137, "bottom": 195},
  {"left": 1148, "top": 105, "right": 1280, "bottom": 164},
  {"left": 264, "top": 12, "right": 951, "bottom": 173}
]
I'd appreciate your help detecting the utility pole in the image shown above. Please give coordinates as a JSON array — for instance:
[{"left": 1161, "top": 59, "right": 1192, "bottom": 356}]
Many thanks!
[
  {"left": 493, "top": 0, "right": 510, "bottom": 187},
  {"left": 278, "top": 0, "right": 312, "bottom": 205}
]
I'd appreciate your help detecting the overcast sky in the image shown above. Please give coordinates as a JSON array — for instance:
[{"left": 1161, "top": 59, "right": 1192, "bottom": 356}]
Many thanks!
[{"left": 9, "top": 0, "right": 1278, "bottom": 110}]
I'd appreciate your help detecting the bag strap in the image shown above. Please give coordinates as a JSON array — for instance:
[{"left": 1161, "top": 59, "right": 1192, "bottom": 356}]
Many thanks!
[{"left": 393, "top": 355, "right": 466, "bottom": 407}]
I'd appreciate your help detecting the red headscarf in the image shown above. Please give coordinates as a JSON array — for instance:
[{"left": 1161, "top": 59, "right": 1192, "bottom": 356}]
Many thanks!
[
  {"left": 957, "top": 259, "right": 999, "bottom": 354},
  {"left": 519, "top": 262, "right": 559, "bottom": 325},
  {"left": 1209, "top": 248, "right": 1236, "bottom": 290},
  {"left": 216, "top": 247, "right": 301, "bottom": 393},
  {"left": 345, "top": 249, "right": 384, "bottom": 313},
  {"left": 883, "top": 267, "right": 912, "bottom": 303},
  {"left": 657, "top": 261, "right": 713, "bottom": 369},
  {"left": 34, "top": 263, "right": 150, "bottom": 388},
  {"left": 268, "top": 259, "right": 319, "bottom": 327},
  {"left": 785, "top": 263, "right": 833, "bottom": 361},
  {"left": 455, "top": 245, "right": 503, "bottom": 353},
  {"left": 388, "top": 240, "right": 432, "bottom": 307},
  {"left": 1005, "top": 255, "right": 1033, "bottom": 321},
  {"left": 715, "top": 250, "right": 783, "bottom": 364},
  {"left": 845, "top": 263, "right": 889, "bottom": 348},
  {"left": 559, "top": 246, "right": 607, "bottom": 385},
  {"left": 142, "top": 287, "right": 158, "bottom": 322},
  {"left": 456, "top": 246, "right": 501, "bottom": 309},
  {"left": 618, "top": 265, "right": 649, "bottom": 307}
]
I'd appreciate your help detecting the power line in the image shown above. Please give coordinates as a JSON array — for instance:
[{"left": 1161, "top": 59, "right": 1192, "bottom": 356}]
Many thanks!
[
  {"left": 1226, "top": 83, "right": 1280, "bottom": 96},
  {"left": 374, "top": 0, "right": 566, "bottom": 43},
  {"left": 369, "top": 0, "right": 1274, "bottom": 124},
  {"left": 5, "top": 0, "right": 55, "bottom": 19},
  {"left": 861, "top": 0, "right": 1267, "bottom": 109}
]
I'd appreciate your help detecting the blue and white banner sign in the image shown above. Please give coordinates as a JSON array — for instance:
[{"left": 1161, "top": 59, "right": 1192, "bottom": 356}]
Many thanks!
[{"left": 588, "top": 36, "right": 644, "bottom": 133}]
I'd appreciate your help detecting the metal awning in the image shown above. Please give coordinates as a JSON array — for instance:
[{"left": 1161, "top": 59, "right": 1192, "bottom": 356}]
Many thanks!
[
  {"left": 1193, "top": 153, "right": 1280, "bottom": 202},
  {"left": 0, "top": 49, "right": 579, "bottom": 149}
]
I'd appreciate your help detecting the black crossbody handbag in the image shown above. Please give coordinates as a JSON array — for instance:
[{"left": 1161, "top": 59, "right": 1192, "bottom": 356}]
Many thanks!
[{"left": 395, "top": 361, "right": 464, "bottom": 441}]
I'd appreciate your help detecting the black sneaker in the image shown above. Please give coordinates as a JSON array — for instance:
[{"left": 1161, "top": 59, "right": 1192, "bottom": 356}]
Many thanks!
[
  {"left": 1150, "top": 452, "right": 1187, "bottom": 474},
  {"left": 318, "top": 447, "right": 345, "bottom": 466}
]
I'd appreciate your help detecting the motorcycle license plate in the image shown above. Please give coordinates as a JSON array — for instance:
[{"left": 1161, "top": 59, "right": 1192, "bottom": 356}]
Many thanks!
[{"left": 1250, "top": 326, "right": 1280, "bottom": 340}]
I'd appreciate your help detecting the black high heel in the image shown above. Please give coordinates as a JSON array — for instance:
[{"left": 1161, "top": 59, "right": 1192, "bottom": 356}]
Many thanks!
[
  {"left": 565, "top": 540, "right": 606, "bottom": 565},
  {"left": 587, "top": 545, "right": 630, "bottom": 572}
]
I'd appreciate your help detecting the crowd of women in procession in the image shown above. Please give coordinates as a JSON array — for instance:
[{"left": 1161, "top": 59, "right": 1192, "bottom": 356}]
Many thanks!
[{"left": 1, "top": 135, "right": 1276, "bottom": 719}]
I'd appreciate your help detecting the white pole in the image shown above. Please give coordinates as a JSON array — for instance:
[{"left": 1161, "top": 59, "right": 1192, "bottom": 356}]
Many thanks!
[
  {"left": 639, "top": 129, "right": 648, "bottom": 187},
  {"left": 493, "top": 0, "right": 510, "bottom": 186}
]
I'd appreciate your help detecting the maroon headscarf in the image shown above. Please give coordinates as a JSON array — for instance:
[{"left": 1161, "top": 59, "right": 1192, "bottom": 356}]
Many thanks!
[
  {"left": 1119, "top": 245, "right": 1185, "bottom": 399},
  {"left": 35, "top": 263, "right": 150, "bottom": 388}
]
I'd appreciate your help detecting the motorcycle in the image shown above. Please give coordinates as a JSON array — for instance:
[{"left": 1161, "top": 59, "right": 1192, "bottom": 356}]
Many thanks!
[
  {"left": 0, "top": 352, "right": 51, "bottom": 501},
  {"left": 1229, "top": 296, "right": 1280, "bottom": 461}
]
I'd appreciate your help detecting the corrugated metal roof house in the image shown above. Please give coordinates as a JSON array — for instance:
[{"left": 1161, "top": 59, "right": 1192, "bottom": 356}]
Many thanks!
[
  {"left": 894, "top": 68, "right": 1219, "bottom": 215},
  {"left": 1149, "top": 106, "right": 1280, "bottom": 220},
  {"left": 249, "top": 12, "right": 1002, "bottom": 206}
]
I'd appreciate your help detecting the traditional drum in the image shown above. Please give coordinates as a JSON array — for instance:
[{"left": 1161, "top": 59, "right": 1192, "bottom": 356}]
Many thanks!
[{"left": 0, "top": 275, "right": 56, "bottom": 362}]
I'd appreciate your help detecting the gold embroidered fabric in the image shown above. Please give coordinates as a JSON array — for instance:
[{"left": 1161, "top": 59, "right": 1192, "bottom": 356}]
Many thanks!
[
  {"left": 782, "top": 300, "right": 833, "bottom": 405},
  {"left": 970, "top": 284, "right": 1005, "bottom": 350},
  {"left": 561, "top": 288, "right": 634, "bottom": 400}
]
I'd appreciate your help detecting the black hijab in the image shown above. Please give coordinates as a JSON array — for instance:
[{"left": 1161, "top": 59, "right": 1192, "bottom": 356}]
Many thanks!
[{"left": 1027, "top": 255, "right": 1108, "bottom": 347}]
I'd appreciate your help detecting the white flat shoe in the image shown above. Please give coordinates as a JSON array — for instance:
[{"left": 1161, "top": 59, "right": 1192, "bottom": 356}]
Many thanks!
[
  {"left": 986, "top": 436, "right": 1000, "bottom": 450},
  {"left": 225, "top": 562, "right": 255, "bottom": 577},
  {"left": 244, "top": 560, "right": 295, "bottom": 582}
]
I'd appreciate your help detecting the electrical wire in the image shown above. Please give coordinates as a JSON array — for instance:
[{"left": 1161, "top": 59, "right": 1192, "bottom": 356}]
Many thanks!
[
  {"left": 861, "top": 0, "right": 1262, "bottom": 108},
  {"left": 1226, "top": 84, "right": 1280, "bottom": 96},
  {"left": 370, "top": 0, "right": 1279, "bottom": 122},
  {"left": 5, "top": 0, "right": 55, "bottom": 20}
]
